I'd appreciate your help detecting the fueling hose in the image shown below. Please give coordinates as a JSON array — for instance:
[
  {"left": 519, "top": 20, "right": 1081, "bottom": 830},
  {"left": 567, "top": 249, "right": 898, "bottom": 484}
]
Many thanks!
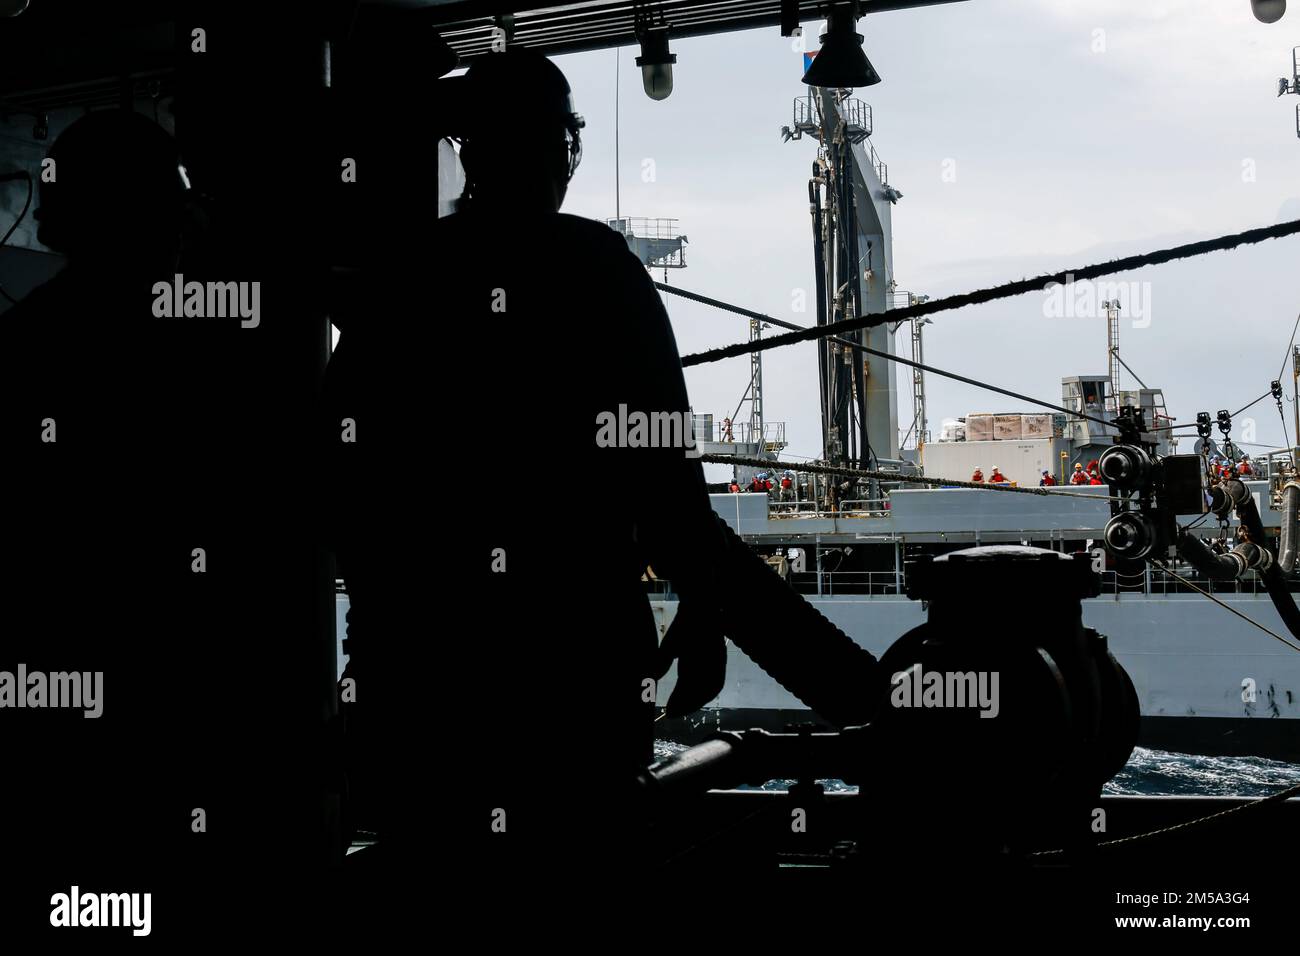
[
  {"left": 1278, "top": 480, "right": 1300, "bottom": 574},
  {"left": 1213, "top": 479, "right": 1300, "bottom": 641},
  {"left": 712, "top": 517, "right": 879, "bottom": 728},
  {"left": 1176, "top": 532, "right": 1272, "bottom": 579}
]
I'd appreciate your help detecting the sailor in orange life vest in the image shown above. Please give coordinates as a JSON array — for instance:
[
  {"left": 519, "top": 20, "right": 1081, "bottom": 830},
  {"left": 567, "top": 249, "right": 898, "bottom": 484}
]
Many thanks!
[
  {"left": 1039, "top": 469, "right": 1056, "bottom": 487},
  {"left": 1069, "top": 463, "right": 1088, "bottom": 485},
  {"left": 971, "top": 467, "right": 984, "bottom": 483},
  {"left": 989, "top": 466, "right": 1008, "bottom": 484}
]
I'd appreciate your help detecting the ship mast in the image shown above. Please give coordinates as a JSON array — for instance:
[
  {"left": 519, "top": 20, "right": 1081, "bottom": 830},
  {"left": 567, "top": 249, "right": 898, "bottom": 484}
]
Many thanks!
[
  {"left": 1104, "top": 298, "right": 1122, "bottom": 416},
  {"left": 788, "top": 88, "right": 899, "bottom": 470}
]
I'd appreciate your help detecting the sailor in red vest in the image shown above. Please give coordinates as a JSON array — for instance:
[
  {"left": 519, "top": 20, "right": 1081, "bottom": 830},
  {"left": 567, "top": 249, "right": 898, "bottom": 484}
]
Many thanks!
[
  {"left": 971, "top": 467, "right": 985, "bottom": 483},
  {"left": 1069, "top": 463, "right": 1088, "bottom": 485},
  {"left": 728, "top": 479, "right": 741, "bottom": 493},
  {"left": 1238, "top": 455, "right": 1254, "bottom": 477},
  {"left": 989, "top": 466, "right": 1008, "bottom": 484},
  {"left": 1039, "top": 469, "right": 1056, "bottom": 487},
  {"left": 780, "top": 472, "right": 794, "bottom": 502}
]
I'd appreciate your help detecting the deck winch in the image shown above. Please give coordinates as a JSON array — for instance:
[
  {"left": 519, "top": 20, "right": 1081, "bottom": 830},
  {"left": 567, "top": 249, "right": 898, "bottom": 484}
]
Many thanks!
[{"left": 643, "top": 544, "right": 1140, "bottom": 867}]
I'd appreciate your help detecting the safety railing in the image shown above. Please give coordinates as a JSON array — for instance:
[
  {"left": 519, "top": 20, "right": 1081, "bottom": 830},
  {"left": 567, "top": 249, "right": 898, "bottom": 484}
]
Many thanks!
[
  {"left": 789, "top": 570, "right": 903, "bottom": 597},
  {"left": 1261, "top": 451, "right": 1295, "bottom": 479},
  {"left": 836, "top": 498, "right": 891, "bottom": 516},
  {"left": 647, "top": 566, "right": 1300, "bottom": 601},
  {"left": 839, "top": 98, "right": 872, "bottom": 143},
  {"left": 605, "top": 217, "right": 681, "bottom": 241},
  {"left": 643, "top": 577, "right": 676, "bottom": 597},
  {"left": 767, "top": 498, "right": 820, "bottom": 515},
  {"left": 1096, "top": 567, "right": 1300, "bottom": 597},
  {"left": 861, "top": 136, "right": 887, "bottom": 185},
  {"left": 709, "top": 420, "right": 787, "bottom": 446},
  {"left": 764, "top": 499, "right": 893, "bottom": 520}
]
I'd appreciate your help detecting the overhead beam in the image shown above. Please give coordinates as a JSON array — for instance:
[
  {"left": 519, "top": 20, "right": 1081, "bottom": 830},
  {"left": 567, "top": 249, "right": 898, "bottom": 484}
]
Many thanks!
[{"left": 422, "top": 0, "right": 969, "bottom": 61}]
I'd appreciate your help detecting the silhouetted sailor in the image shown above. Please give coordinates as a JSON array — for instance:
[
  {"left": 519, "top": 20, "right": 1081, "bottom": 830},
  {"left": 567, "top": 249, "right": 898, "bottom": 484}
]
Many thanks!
[
  {"left": 5, "top": 113, "right": 188, "bottom": 436},
  {"left": 324, "top": 49, "right": 728, "bottom": 871},
  {"left": 0, "top": 110, "right": 244, "bottom": 887}
]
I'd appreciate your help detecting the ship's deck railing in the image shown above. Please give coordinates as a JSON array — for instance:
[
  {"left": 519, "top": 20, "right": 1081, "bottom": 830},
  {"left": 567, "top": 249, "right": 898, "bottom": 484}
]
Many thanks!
[
  {"left": 766, "top": 498, "right": 820, "bottom": 515},
  {"left": 837, "top": 498, "right": 891, "bottom": 516},
  {"left": 789, "top": 570, "right": 903, "bottom": 596},
  {"left": 643, "top": 577, "right": 675, "bottom": 597},
  {"left": 765, "top": 498, "right": 891, "bottom": 519},
  {"left": 791, "top": 568, "right": 1293, "bottom": 598},
  {"left": 1257, "top": 451, "right": 1294, "bottom": 479},
  {"left": 605, "top": 216, "right": 681, "bottom": 240},
  {"left": 708, "top": 420, "right": 786, "bottom": 446},
  {"left": 645, "top": 566, "right": 1300, "bottom": 602},
  {"left": 1098, "top": 567, "right": 1300, "bottom": 597}
]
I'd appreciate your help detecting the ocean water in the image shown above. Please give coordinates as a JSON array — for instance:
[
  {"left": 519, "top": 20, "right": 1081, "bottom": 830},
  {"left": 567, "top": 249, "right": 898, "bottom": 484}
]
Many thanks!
[{"left": 653, "top": 740, "right": 1300, "bottom": 796}]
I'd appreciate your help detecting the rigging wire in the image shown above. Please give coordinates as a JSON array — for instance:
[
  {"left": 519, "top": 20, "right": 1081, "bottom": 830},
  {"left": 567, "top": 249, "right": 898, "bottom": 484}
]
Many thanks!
[
  {"left": 1151, "top": 317, "right": 1300, "bottom": 442},
  {"left": 1151, "top": 560, "right": 1300, "bottom": 655},
  {"left": 1178, "top": 511, "right": 1214, "bottom": 533},
  {"left": 1276, "top": 311, "right": 1300, "bottom": 384},
  {"left": 1148, "top": 388, "right": 1274, "bottom": 431},
  {"left": 1107, "top": 348, "right": 1149, "bottom": 390},
  {"left": 657, "top": 282, "right": 1116, "bottom": 430},
  {"left": 1230, "top": 389, "right": 1274, "bottom": 419}
]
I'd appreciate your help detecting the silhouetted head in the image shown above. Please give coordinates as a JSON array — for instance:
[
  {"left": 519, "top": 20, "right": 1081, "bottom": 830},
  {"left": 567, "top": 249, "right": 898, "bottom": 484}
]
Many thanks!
[
  {"left": 34, "top": 110, "right": 185, "bottom": 271},
  {"left": 457, "top": 49, "right": 584, "bottom": 212}
]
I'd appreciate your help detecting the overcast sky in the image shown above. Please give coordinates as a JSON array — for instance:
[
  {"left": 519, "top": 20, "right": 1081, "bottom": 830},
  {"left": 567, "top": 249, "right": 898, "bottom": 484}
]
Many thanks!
[{"left": 544, "top": 0, "right": 1300, "bottom": 478}]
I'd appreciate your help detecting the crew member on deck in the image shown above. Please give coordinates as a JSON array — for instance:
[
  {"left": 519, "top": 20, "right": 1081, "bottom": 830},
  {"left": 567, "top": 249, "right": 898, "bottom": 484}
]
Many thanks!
[
  {"left": 971, "top": 467, "right": 985, "bottom": 483},
  {"left": 324, "top": 48, "right": 730, "bottom": 872},
  {"left": 1070, "top": 463, "right": 1088, "bottom": 485}
]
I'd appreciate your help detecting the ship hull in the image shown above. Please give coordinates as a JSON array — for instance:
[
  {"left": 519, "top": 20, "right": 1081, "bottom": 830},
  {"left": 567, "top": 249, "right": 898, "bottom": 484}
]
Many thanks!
[{"left": 651, "top": 593, "right": 1300, "bottom": 763}]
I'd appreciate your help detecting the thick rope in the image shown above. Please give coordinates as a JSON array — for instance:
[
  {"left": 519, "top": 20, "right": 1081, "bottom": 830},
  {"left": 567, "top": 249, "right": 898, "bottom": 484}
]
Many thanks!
[
  {"left": 659, "top": 282, "right": 1115, "bottom": 429},
  {"left": 681, "top": 218, "right": 1300, "bottom": 367},
  {"left": 1031, "top": 781, "right": 1300, "bottom": 857}
]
